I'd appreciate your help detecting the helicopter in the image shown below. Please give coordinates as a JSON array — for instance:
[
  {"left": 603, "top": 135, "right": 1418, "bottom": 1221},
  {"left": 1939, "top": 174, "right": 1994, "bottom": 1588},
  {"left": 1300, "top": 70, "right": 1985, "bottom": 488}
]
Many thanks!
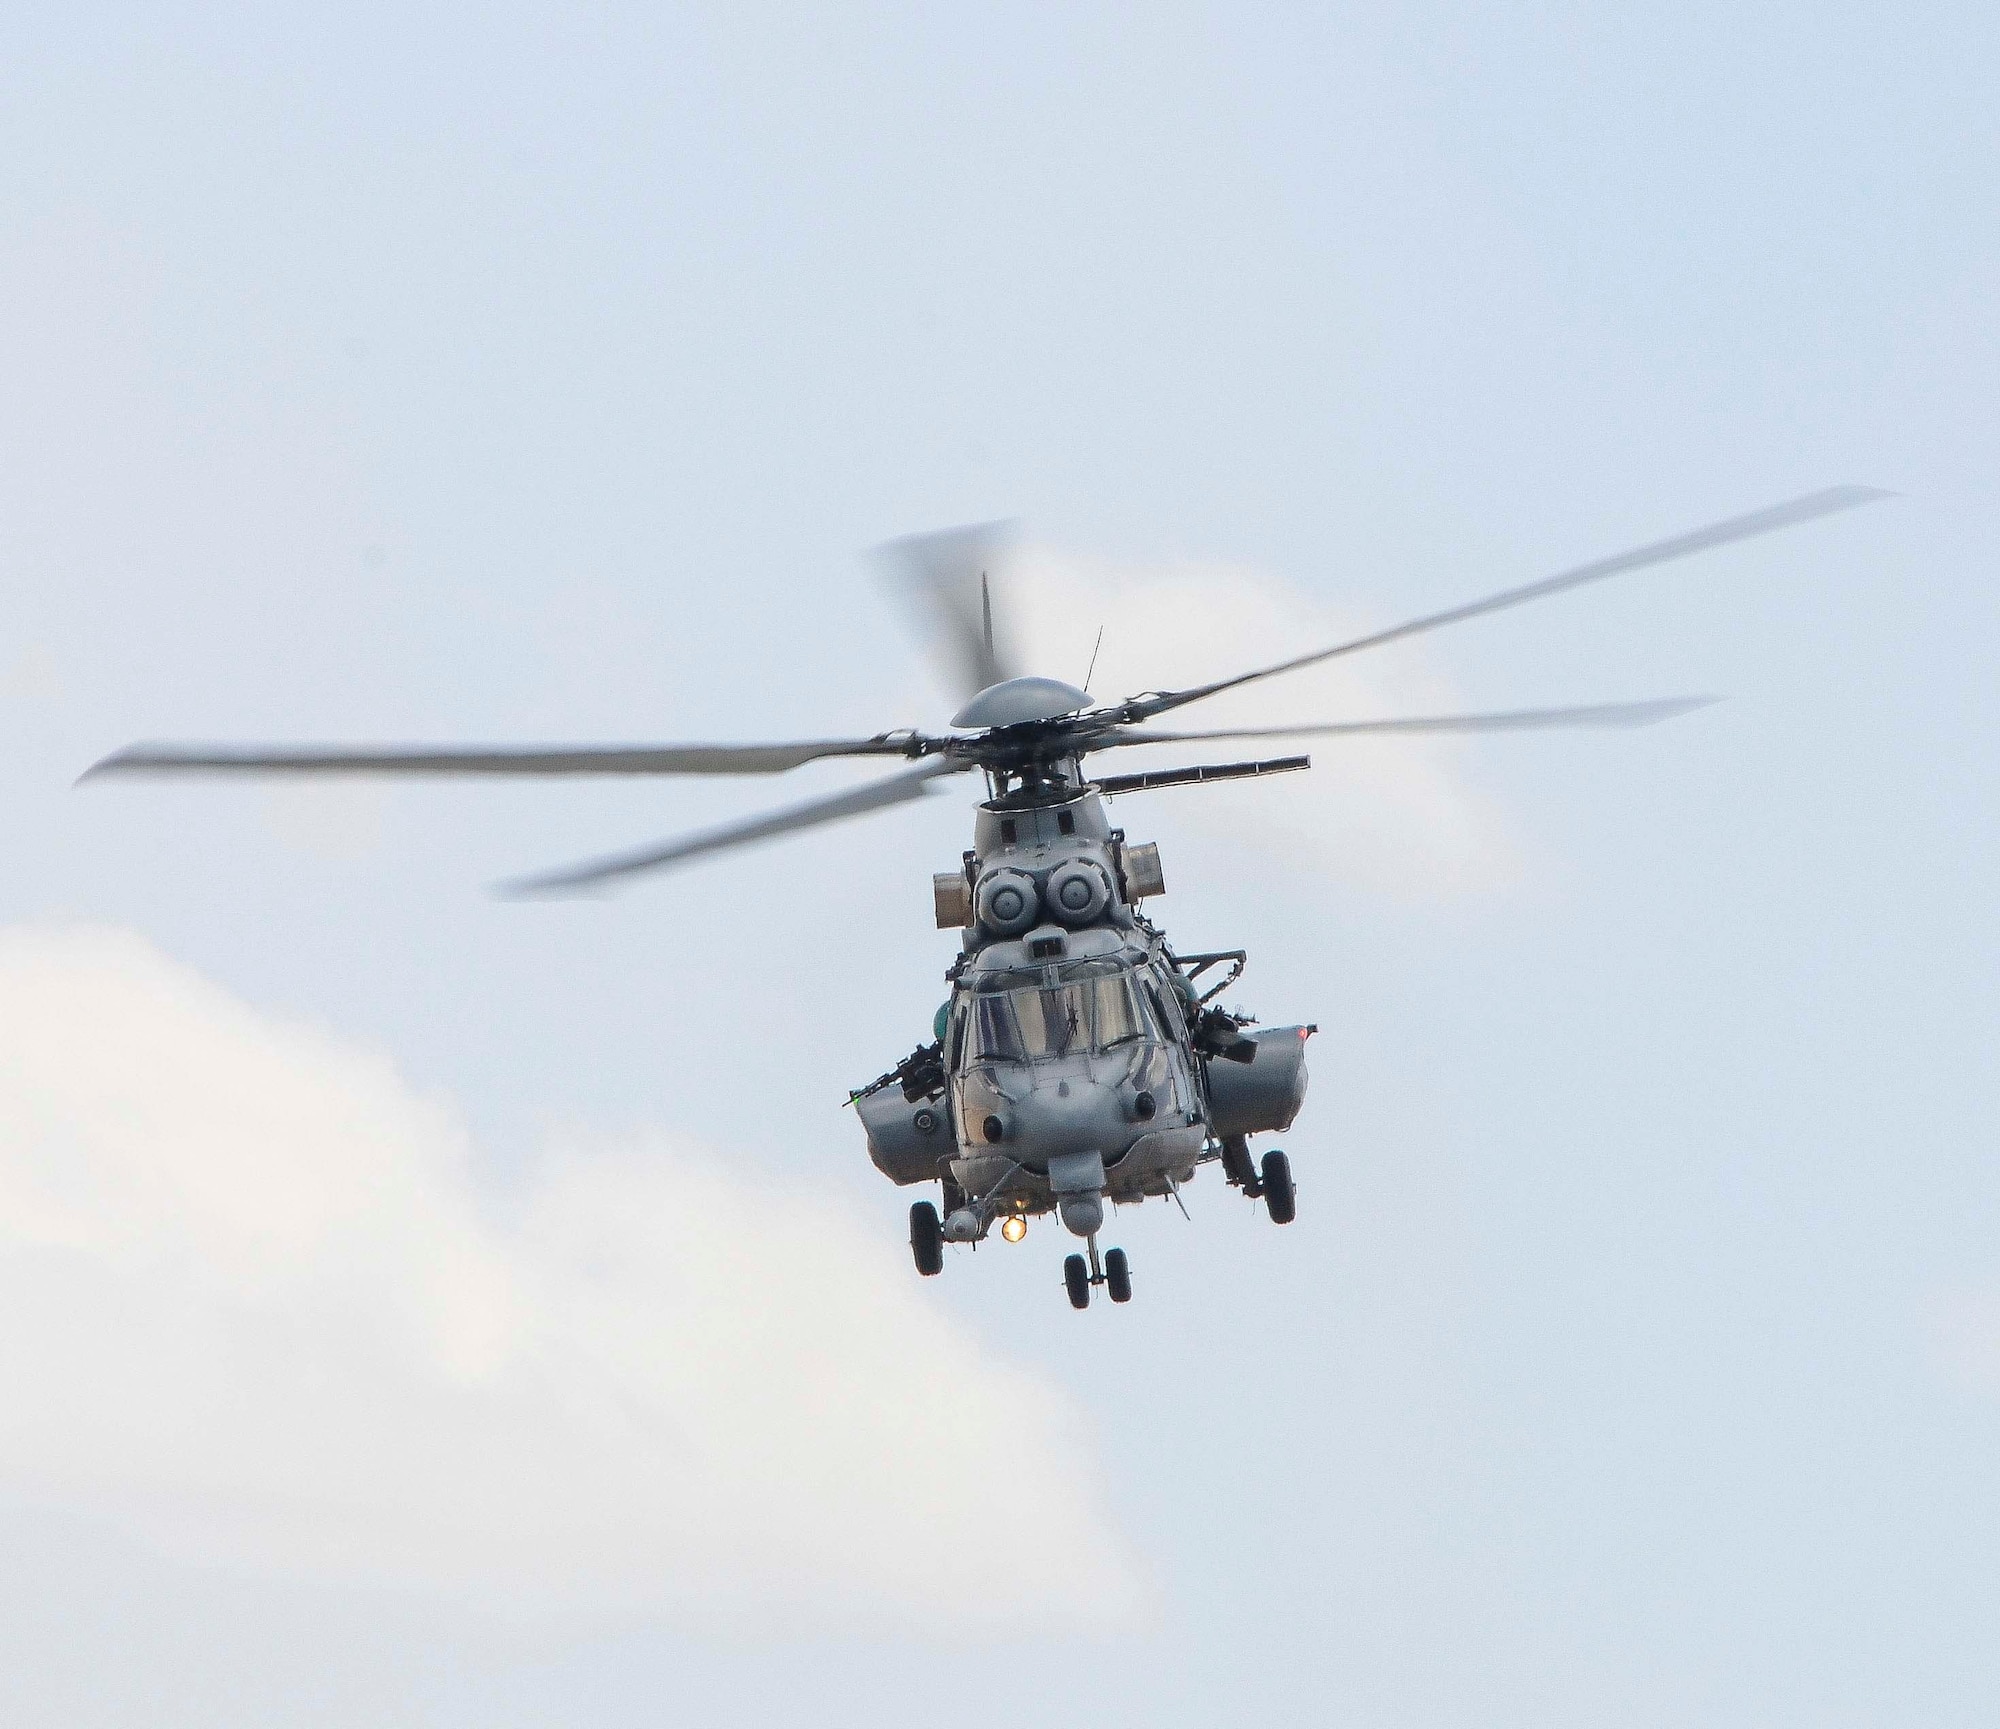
[{"left": 84, "top": 485, "right": 1885, "bottom": 1309}]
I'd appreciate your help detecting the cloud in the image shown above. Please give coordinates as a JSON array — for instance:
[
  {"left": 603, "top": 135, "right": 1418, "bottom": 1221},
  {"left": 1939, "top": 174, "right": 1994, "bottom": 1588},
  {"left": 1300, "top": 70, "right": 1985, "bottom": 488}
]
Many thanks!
[
  {"left": 1000, "top": 546, "right": 1524, "bottom": 899},
  {"left": 0, "top": 925, "right": 1142, "bottom": 1622},
  {"left": 1924, "top": 1281, "right": 2000, "bottom": 1393}
]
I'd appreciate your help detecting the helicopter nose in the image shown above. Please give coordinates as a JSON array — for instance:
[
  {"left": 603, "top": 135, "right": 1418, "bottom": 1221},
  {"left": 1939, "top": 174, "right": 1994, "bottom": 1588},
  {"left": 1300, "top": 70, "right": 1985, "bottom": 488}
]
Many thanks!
[{"left": 1011, "top": 1076, "right": 1129, "bottom": 1158}]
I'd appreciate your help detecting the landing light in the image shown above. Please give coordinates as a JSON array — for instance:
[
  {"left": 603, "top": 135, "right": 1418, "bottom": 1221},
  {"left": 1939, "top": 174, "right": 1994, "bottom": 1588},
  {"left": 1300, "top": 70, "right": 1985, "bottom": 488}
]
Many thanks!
[{"left": 1000, "top": 1215, "right": 1028, "bottom": 1243}]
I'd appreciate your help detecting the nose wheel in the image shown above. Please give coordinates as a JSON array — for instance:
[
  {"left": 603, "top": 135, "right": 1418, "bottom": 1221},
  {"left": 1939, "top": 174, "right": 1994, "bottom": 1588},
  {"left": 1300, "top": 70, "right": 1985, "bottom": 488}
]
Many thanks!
[
  {"left": 1063, "top": 1252, "right": 1090, "bottom": 1308},
  {"left": 1104, "top": 1246, "right": 1132, "bottom": 1302},
  {"left": 1063, "top": 1238, "right": 1134, "bottom": 1309}
]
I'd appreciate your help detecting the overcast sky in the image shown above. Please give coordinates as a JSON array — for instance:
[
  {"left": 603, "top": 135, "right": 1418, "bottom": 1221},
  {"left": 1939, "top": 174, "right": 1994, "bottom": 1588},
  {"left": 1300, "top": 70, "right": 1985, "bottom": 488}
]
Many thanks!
[{"left": 3, "top": 5, "right": 1998, "bottom": 1725}]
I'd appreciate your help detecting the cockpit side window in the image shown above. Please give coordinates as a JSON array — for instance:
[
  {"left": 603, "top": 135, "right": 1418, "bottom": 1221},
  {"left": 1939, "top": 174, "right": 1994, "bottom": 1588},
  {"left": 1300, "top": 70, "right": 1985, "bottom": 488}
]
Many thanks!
[
  {"left": 971, "top": 992, "right": 1023, "bottom": 1062},
  {"left": 1086, "top": 971, "right": 1149, "bottom": 1048}
]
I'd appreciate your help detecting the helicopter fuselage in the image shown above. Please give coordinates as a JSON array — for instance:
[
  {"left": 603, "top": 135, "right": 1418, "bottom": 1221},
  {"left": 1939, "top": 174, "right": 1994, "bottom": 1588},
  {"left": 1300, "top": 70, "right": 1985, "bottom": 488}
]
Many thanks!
[{"left": 854, "top": 777, "right": 1311, "bottom": 1261}]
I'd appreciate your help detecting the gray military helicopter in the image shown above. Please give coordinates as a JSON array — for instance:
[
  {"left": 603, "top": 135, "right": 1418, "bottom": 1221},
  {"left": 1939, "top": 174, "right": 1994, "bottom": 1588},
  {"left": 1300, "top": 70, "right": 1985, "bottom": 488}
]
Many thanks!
[{"left": 86, "top": 486, "right": 1884, "bottom": 1309}]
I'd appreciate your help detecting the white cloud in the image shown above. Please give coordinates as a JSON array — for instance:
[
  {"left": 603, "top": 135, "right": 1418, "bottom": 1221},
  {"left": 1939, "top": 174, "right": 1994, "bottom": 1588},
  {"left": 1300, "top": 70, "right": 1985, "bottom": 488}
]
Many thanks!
[
  {"left": 1001, "top": 546, "right": 1523, "bottom": 899},
  {"left": 1924, "top": 1281, "right": 2000, "bottom": 1393},
  {"left": 0, "top": 925, "right": 1143, "bottom": 1623}
]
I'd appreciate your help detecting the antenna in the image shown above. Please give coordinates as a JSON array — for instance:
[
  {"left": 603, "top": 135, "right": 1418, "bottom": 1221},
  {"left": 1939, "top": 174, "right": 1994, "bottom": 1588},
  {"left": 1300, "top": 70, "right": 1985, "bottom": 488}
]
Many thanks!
[
  {"left": 1083, "top": 625, "right": 1104, "bottom": 693},
  {"left": 980, "top": 573, "right": 994, "bottom": 663}
]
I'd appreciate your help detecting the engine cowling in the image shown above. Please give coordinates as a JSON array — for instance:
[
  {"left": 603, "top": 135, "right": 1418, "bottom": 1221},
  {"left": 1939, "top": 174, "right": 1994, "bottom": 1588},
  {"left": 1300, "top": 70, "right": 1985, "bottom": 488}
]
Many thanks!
[
  {"left": 975, "top": 867, "right": 1040, "bottom": 937},
  {"left": 1045, "top": 858, "right": 1112, "bottom": 927}
]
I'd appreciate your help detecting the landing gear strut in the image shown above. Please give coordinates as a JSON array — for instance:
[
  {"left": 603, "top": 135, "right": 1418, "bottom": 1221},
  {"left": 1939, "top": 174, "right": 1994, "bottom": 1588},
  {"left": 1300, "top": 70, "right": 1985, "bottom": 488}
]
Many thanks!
[{"left": 1220, "top": 1134, "right": 1261, "bottom": 1194}]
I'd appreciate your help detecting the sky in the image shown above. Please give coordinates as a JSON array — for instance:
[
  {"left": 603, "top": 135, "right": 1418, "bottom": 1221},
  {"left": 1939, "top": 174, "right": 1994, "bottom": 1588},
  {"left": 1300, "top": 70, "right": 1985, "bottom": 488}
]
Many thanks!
[{"left": 2, "top": 4, "right": 1998, "bottom": 1724}]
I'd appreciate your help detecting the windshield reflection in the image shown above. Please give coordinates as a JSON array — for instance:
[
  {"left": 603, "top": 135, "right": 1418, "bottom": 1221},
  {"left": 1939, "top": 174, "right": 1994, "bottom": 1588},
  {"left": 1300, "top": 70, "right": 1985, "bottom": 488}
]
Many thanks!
[{"left": 967, "top": 962, "right": 1156, "bottom": 1062}]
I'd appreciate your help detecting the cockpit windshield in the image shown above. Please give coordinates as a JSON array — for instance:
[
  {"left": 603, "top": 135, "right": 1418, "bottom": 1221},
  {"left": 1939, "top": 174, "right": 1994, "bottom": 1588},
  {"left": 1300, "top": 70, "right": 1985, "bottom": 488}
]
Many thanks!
[{"left": 966, "top": 961, "right": 1156, "bottom": 1063}]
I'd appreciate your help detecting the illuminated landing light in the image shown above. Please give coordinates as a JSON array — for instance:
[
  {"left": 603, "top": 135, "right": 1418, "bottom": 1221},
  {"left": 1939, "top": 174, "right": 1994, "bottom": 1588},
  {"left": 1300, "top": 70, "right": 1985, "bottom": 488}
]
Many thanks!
[{"left": 1000, "top": 1214, "right": 1028, "bottom": 1243}]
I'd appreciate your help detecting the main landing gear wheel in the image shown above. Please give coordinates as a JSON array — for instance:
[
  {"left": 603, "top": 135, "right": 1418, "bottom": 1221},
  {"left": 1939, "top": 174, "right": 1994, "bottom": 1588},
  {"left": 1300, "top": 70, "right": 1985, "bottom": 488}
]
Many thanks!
[
  {"left": 1104, "top": 1247, "right": 1132, "bottom": 1303},
  {"left": 1260, "top": 1149, "right": 1296, "bottom": 1225},
  {"left": 910, "top": 1201, "right": 944, "bottom": 1276},
  {"left": 1063, "top": 1253, "right": 1091, "bottom": 1309}
]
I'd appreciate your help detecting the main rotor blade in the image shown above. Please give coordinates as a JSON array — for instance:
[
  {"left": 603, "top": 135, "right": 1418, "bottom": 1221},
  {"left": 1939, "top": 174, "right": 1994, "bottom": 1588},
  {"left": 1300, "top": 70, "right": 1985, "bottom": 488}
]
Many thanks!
[
  {"left": 1099, "top": 695, "right": 1721, "bottom": 748},
  {"left": 500, "top": 758, "right": 965, "bottom": 897},
  {"left": 81, "top": 737, "right": 927, "bottom": 781},
  {"left": 1123, "top": 485, "right": 1890, "bottom": 722},
  {"left": 876, "top": 520, "right": 1021, "bottom": 701}
]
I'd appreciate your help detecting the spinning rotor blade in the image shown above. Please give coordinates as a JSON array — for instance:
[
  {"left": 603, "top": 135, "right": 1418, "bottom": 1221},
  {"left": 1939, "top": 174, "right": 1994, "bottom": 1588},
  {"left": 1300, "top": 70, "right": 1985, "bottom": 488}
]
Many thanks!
[
  {"left": 500, "top": 758, "right": 966, "bottom": 896},
  {"left": 876, "top": 520, "right": 1022, "bottom": 700},
  {"left": 1101, "top": 695, "right": 1720, "bottom": 749},
  {"left": 1123, "top": 485, "right": 1890, "bottom": 722},
  {"left": 82, "top": 737, "right": 925, "bottom": 781}
]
